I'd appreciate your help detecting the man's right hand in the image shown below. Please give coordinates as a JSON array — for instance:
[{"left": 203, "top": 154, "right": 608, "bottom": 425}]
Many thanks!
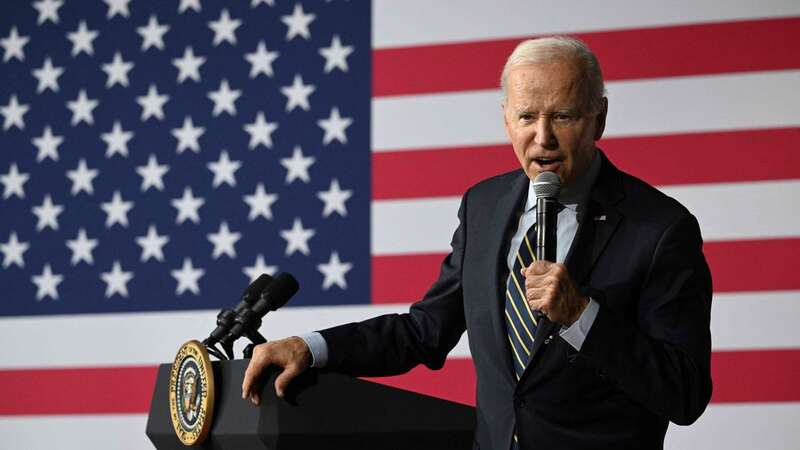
[{"left": 241, "top": 336, "right": 312, "bottom": 405}]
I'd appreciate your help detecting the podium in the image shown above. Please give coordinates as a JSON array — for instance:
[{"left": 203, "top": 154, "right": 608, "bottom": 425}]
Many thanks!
[{"left": 146, "top": 359, "right": 475, "bottom": 449}]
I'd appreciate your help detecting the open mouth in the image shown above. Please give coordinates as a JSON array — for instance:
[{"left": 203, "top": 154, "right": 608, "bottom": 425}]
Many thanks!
[{"left": 533, "top": 157, "right": 562, "bottom": 169}]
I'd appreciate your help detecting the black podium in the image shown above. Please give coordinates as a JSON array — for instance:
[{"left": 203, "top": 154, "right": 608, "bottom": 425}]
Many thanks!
[{"left": 146, "top": 359, "right": 475, "bottom": 449}]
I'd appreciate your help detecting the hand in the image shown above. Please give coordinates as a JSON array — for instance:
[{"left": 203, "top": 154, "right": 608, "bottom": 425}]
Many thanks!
[
  {"left": 241, "top": 336, "right": 312, "bottom": 405},
  {"left": 522, "top": 260, "right": 588, "bottom": 326}
]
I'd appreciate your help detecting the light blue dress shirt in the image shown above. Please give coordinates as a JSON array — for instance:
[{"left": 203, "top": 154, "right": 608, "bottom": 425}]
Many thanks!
[{"left": 302, "top": 152, "right": 603, "bottom": 367}]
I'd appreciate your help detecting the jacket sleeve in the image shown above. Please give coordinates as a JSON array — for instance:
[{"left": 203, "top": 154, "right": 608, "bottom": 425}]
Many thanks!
[
  {"left": 578, "top": 213, "right": 713, "bottom": 425},
  {"left": 318, "top": 191, "right": 470, "bottom": 377}
]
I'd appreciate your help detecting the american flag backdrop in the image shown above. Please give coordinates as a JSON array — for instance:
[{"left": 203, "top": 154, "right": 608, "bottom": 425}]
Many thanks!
[{"left": 1, "top": 1, "right": 799, "bottom": 449}]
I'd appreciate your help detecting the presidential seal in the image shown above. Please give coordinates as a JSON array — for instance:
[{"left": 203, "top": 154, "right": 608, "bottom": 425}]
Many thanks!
[{"left": 169, "top": 340, "right": 215, "bottom": 446}]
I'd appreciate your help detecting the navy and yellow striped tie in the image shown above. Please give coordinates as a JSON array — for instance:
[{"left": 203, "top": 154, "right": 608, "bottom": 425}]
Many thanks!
[{"left": 505, "top": 222, "right": 540, "bottom": 380}]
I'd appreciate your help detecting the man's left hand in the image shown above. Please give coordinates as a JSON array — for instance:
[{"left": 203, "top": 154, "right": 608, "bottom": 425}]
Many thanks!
[{"left": 522, "top": 260, "right": 588, "bottom": 326}]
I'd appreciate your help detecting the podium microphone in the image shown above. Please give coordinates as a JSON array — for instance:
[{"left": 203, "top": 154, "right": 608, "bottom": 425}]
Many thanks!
[
  {"left": 219, "top": 272, "right": 300, "bottom": 351},
  {"left": 533, "top": 171, "right": 561, "bottom": 262},
  {"left": 203, "top": 274, "right": 273, "bottom": 359}
]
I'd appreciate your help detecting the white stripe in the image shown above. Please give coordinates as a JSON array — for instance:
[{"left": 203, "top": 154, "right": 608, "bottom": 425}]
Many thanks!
[
  {"left": 1, "top": 291, "right": 797, "bottom": 367},
  {"left": 2, "top": 403, "right": 798, "bottom": 450},
  {"left": 373, "top": 0, "right": 800, "bottom": 48},
  {"left": 371, "top": 180, "right": 800, "bottom": 254},
  {"left": 0, "top": 414, "right": 150, "bottom": 450},
  {"left": 372, "top": 70, "right": 800, "bottom": 151},
  {"left": 664, "top": 402, "right": 800, "bottom": 450}
]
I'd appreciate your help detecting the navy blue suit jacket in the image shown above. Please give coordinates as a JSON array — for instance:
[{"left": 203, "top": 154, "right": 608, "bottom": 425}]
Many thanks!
[{"left": 320, "top": 151, "right": 713, "bottom": 450}]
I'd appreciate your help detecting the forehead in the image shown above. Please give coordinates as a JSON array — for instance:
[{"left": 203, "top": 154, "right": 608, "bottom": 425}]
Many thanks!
[{"left": 505, "top": 61, "right": 586, "bottom": 109}]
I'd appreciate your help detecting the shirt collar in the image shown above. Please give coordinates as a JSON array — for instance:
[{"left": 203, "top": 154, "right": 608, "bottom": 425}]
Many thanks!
[{"left": 524, "top": 150, "right": 601, "bottom": 213}]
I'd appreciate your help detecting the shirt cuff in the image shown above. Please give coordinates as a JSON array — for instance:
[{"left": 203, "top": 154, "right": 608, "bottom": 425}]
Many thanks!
[
  {"left": 558, "top": 298, "right": 599, "bottom": 351},
  {"left": 299, "top": 332, "right": 329, "bottom": 368}
]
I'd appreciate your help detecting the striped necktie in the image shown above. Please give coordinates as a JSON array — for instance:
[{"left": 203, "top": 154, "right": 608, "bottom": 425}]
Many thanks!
[
  {"left": 505, "top": 222, "right": 540, "bottom": 380},
  {"left": 505, "top": 222, "right": 541, "bottom": 450}
]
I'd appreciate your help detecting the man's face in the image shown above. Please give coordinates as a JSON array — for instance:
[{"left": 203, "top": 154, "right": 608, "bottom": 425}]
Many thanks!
[{"left": 503, "top": 60, "right": 607, "bottom": 187}]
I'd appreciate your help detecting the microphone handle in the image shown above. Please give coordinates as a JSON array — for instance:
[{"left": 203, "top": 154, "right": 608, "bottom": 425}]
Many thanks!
[{"left": 536, "top": 197, "right": 558, "bottom": 262}]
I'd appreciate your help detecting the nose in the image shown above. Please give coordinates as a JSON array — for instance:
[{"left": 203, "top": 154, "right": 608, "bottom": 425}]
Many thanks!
[{"left": 534, "top": 116, "right": 557, "bottom": 149}]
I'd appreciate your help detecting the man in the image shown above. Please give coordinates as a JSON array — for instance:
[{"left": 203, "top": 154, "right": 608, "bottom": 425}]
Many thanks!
[{"left": 242, "top": 36, "right": 712, "bottom": 450}]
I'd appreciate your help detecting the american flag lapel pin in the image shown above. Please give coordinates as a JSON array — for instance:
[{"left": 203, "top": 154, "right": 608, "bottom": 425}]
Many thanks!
[{"left": 594, "top": 215, "right": 607, "bottom": 221}]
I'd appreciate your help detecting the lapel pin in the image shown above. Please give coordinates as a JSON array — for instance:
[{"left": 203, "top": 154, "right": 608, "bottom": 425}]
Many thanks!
[{"left": 593, "top": 215, "right": 607, "bottom": 221}]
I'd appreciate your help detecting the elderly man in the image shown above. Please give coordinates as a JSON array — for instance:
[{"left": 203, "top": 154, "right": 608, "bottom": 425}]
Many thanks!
[{"left": 242, "top": 36, "right": 712, "bottom": 450}]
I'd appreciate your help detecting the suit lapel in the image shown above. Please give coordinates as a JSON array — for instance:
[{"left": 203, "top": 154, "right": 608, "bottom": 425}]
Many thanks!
[{"left": 487, "top": 170, "right": 529, "bottom": 379}]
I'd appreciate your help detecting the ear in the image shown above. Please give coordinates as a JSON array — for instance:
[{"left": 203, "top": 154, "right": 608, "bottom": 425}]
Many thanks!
[
  {"left": 501, "top": 100, "right": 512, "bottom": 137},
  {"left": 593, "top": 97, "right": 608, "bottom": 141}
]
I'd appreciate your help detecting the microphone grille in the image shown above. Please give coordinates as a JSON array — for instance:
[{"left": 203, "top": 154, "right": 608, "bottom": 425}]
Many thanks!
[{"left": 533, "top": 171, "right": 561, "bottom": 199}]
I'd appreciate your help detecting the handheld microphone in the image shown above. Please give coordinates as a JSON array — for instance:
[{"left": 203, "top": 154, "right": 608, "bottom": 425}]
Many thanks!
[
  {"left": 219, "top": 272, "right": 299, "bottom": 349},
  {"left": 203, "top": 274, "right": 273, "bottom": 347},
  {"left": 533, "top": 171, "right": 561, "bottom": 262}
]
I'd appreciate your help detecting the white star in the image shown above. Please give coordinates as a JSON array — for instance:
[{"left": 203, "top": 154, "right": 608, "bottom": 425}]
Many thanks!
[
  {"left": 207, "top": 221, "right": 242, "bottom": 259},
  {"left": 251, "top": 0, "right": 275, "bottom": 7},
  {"left": 136, "top": 154, "right": 169, "bottom": 191},
  {"left": 65, "top": 158, "right": 98, "bottom": 195},
  {"left": 103, "top": 0, "right": 131, "bottom": 19},
  {"left": 66, "top": 21, "right": 98, "bottom": 56},
  {"left": 100, "top": 261, "right": 134, "bottom": 298},
  {"left": 137, "top": 15, "right": 169, "bottom": 51},
  {"left": 171, "top": 116, "right": 205, "bottom": 153},
  {"left": 1, "top": 26, "right": 29, "bottom": 62},
  {"left": 243, "top": 112, "right": 278, "bottom": 150},
  {"left": 101, "top": 52, "right": 134, "bottom": 88},
  {"left": 244, "top": 182, "right": 278, "bottom": 221},
  {"left": 245, "top": 41, "right": 279, "bottom": 78},
  {"left": 1, "top": 95, "right": 30, "bottom": 130},
  {"left": 317, "top": 251, "right": 353, "bottom": 290},
  {"left": 104, "top": 0, "right": 131, "bottom": 18},
  {"left": 207, "top": 79, "right": 241, "bottom": 116},
  {"left": 281, "top": 3, "right": 315, "bottom": 41},
  {"left": 136, "top": 224, "right": 169, "bottom": 262},
  {"left": 32, "top": 194, "right": 64, "bottom": 231},
  {"left": 317, "top": 107, "right": 353, "bottom": 145},
  {"left": 32, "top": 57, "right": 64, "bottom": 93},
  {"left": 65, "top": 228, "right": 98, "bottom": 265},
  {"left": 171, "top": 187, "right": 204, "bottom": 224},
  {"left": 1, "top": 163, "right": 29, "bottom": 199},
  {"left": 172, "top": 46, "right": 205, "bottom": 83},
  {"left": 280, "top": 145, "right": 315, "bottom": 184},
  {"left": 66, "top": 89, "right": 98, "bottom": 126},
  {"left": 243, "top": 254, "right": 278, "bottom": 283},
  {"left": 33, "top": 0, "right": 63, "bottom": 25},
  {"left": 32, "top": 126, "right": 63, "bottom": 162},
  {"left": 1, "top": 231, "right": 29, "bottom": 268},
  {"left": 137, "top": 84, "right": 169, "bottom": 121},
  {"left": 207, "top": 150, "right": 241, "bottom": 188},
  {"left": 31, "top": 264, "right": 64, "bottom": 301},
  {"left": 178, "top": 0, "right": 202, "bottom": 13},
  {"left": 317, "top": 178, "right": 353, "bottom": 217},
  {"left": 171, "top": 258, "right": 205, "bottom": 295},
  {"left": 280, "top": 217, "right": 315, "bottom": 256},
  {"left": 319, "top": 35, "right": 354, "bottom": 73},
  {"left": 208, "top": 9, "right": 241, "bottom": 46},
  {"left": 101, "top": 121, "right": 134, "bottom": 158},
  {"left": 101, "top": 191, "right": 134, "bottom": 228},
  {"left": 280, "top": 74, "right": 315, "bottom": 112}
]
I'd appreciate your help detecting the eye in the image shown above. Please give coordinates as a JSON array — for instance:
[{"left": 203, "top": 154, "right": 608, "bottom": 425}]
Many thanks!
[
  {"left": 552, "top": 113, "right": 574, "bottom": 124},
  {"left": 519, "top": 112, "right": 537, "bottom": 122}
]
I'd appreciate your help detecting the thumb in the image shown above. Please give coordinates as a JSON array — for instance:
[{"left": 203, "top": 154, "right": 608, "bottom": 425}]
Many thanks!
[
  {"left": 274, "top": 363, "right": 302, "bottom": 398},
  {"left": 530, "top": 259, "right": 552, "bottom": 275}
]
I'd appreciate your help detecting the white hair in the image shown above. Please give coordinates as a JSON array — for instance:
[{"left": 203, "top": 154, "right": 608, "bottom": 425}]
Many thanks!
[{"left": 500, "top": 36, "right": 606, "bottom": 112}]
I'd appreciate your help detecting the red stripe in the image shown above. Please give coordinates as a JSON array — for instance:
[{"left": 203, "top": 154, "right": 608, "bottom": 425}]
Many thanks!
[
  {"left": 1, "top": 349, "right": 795, "bottom": 415},
  {"left": 372, "top": 128, "right": 800, "bottom": 200},
  {"left": 0, "top": 366, "right": 157, "bottom": 415},
  {"left": 373, "top": 18, "right": 800, "bottom": 97},
  {"left": 372, "top": 238, "right": 800, "bottom": 304}
]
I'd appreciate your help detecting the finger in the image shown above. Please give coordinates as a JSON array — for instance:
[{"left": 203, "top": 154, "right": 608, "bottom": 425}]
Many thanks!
[
  {"left": 531, "top": 260, "right": 552, "bottom": 275},
  {"left": 242, "top": 352, "right": 269, "bottom": 399},
  {"left": 250, "top": 391, "right": 261, "bottom": 406},
  {"left": 274, "top": 364, "right": 302, "bottom": 398}
]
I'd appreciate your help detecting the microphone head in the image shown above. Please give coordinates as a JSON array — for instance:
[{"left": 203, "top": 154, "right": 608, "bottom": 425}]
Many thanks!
[
  {"left": 239, "top": 273, "right": 273, "bottom": 306},
  {"left": 533, "top": 171, "right": 561, "bottom": 199},
  {"left": 257, "top": 272, "right": 299, "bottom": 313}
]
